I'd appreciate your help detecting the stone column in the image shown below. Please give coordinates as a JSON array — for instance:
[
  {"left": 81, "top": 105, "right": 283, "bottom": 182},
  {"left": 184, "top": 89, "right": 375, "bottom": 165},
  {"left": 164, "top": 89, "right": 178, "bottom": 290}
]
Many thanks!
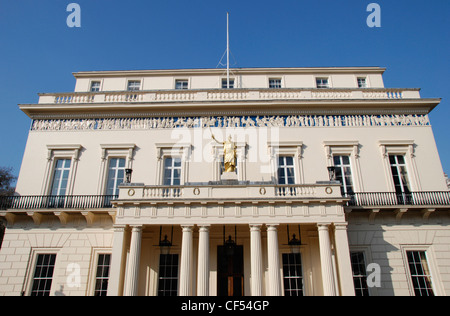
[
  {"left": 250, "top": 224, "right": 263, "bottom": 296},
  {"left": 179, "top": 225, "right": 194, "bottom": 296},
  {"left": 197, "top": 225, "right": 210, "bottom": 296},
  {"left": 107, "top": 225, "right": 127, "bottom": 296},
  {"left": 267, "top": 224, "right": 282, "bottom": 296},
  {"left": 124, "top": 225, "right": 142, "bottom": 296},
  {"left": 317, "top": 223, "right": 336, "bottom": 296},
  {"left": 334, "top": 223, "right": 356, "bottom": 296}
]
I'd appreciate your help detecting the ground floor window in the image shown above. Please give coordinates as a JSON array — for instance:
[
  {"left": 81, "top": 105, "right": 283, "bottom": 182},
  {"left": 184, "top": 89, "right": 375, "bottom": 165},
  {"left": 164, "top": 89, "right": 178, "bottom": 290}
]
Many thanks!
[
  {"left": 406, "top": 251, "right": 435, "bottom": 296},
  {"left": 30, "top": 254, "right": 57, "bottom": 296},
  {"left": 94, "top": 254, "right": 111, "bottom": 296},
  {"left": 158, "top": 254, "right": 179, "bottom": 296},
  {"left": 282, "top": 253, "right": 304, "bottom": 296},
  {"left": 350, "top": 251, "right": 370, "bottom": 296}
]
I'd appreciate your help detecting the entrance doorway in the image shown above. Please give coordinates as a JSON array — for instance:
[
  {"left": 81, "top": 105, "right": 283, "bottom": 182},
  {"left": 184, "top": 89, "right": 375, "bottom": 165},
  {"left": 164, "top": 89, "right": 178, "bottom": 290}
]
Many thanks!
[{"left": 217, "top": 245, "right": 244, "bottom": 296}]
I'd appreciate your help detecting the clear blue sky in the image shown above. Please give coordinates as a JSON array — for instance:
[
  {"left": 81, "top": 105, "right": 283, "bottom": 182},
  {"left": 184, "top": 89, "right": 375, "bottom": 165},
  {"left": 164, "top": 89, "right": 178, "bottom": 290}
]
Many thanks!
[{"left": 0, "top": 0, "right": 449, "bottom": 179}]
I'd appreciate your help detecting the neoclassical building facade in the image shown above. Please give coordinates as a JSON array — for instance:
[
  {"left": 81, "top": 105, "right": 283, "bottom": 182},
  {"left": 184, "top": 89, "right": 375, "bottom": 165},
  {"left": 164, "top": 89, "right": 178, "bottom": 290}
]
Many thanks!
[{"left": 0, "top": 67, "right": 449, "bottom": 296}]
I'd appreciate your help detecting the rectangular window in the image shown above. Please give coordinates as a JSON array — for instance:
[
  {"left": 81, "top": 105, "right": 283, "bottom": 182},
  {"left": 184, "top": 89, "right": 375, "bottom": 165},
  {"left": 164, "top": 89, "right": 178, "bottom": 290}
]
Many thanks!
[
  {"left": 30, "top": 254, "right": 57, "bottom": 296},
  {"left": 316, "top": 78, "right": 329, "bottom": 88},
  {"left": 282, "top": 253, "right": 304, "bottom": 296},
  {"left": 350, "top": 252, "right": 370, "bottom": 296},
  {"left": 163, "top": 157, "right": 182, "bottom": 186},
  {"left": 357, "top": 77, "right": 367, "bottom": 88},
  {"left": 269, "top": 78, "right": 282, "bottom": 89},
  {"left": 278, "top": 156, "right": 295, "bottom": 185},
  {"left": 175, "top": 80, "right": 189, "bottom": 90},
  {"left": 94, "top": 254, "right": 111, "bottom": 296},
  {"left": 106, "top": 158, "right": 126, "bottom": 196},
  {"left": 407, "top": 251, "right": 435, "bottom": 296},
  {"left": 333, "top": 155, "right": 354, "bottom": 196},
  {"left": 90, "top": 81, "right": 101, "bottom": 92},
  {"left": 127, "top": 81, "right": 141, "bottom": 91},
  {"left": 158, "top": 254, "right": 179, "bottom": 296},
  {"left": 222, "top": 78, "right": 235, "bottom": 89},
  {"left": 50, "top": 159, "right": 71, "bottom": 196},
  {"left": 389, "top": 155, "right": 411, "bottom": 203}
]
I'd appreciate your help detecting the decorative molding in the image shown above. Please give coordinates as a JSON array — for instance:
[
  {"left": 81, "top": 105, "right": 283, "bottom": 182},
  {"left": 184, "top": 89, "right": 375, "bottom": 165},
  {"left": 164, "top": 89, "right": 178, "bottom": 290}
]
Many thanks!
[{"left": 31, "top": 114, "right": 431, "bottom": 132}]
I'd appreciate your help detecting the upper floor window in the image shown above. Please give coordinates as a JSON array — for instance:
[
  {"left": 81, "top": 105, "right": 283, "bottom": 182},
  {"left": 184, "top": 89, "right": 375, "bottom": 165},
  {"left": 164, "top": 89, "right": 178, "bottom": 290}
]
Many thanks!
[
  {"left": 127, "top": 80, "right": 141, "bottom": 91},
  {"left": 389, "top": 154, "right": 411, "bottom": 198},
  {"left": 278, "top": 156, "right": 295, "bottom": 185},
  {"left": 316, "top": 78, "right": 330, "bottom": 89},
  {"left": 106, "top": 158, "right": 126, "bottom": 196},
  {"left": 175, "top": 80, "right": 189, "bottom": 90},
  {"left": 333, "top": 155, "right": 354, "bottom": 196},
  {"left": 222, "top": 78, "right": 235, "bottom": 89},
  {"left": 163, "top": 157, "right": 182, "bottom": 186},
  {"left": 50, "top": 159, "right": 71, "bottom": 196},
  {"left": 90, "top": 81, "right": 101, "bottom": 92},
  {"left": 269, "top": 78, "right": 282, "bottom": 89},
  {"left": 357, "top": 77, "right": 367, "bottom": 88}
]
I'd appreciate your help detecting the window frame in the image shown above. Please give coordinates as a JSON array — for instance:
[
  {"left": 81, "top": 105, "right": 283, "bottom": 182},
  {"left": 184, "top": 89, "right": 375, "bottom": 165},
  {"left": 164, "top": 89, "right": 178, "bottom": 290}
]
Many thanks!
[
  {"left": 400, "top": 245, "right": 443, "bottom": 296},
  {"left": 221, "top": 78, "right": 235, "bottom": 89},
  {"left": 269, "top": 78, "right": 282, "bottom": 89},
  {"left": 24, "top": 248, "right": 60, "bottom": 296},
  {"left": 277, "top": 156, "right": 296, "bottom": 185},
  {"left": 357, "top": 77, "right": 368, "bottom": 88},
  {"left": 90, "top": 80, "right": 102, "bottom": 92},
  {"left": 157, "top": 253, "right": 180, "bottom": 296},
  {"left": 98, "top": 144, "right": 136, "bottom": 195},
  {"left": 268, "top": 141, "right": 304, "bottom": 185},
  {"left": 333, "top": 155, "right": 355, "bottom": 196},
  {"left": 42, "top": 145, "right": 82, "bottom": 196},
  {"left": 163, "top": 157, "right": 182, "bottom": 186},
  {"left": 155, "top": 143, "right": 191, "bottom": 186},
  {"left": 127, "top": 80, "right": 141, "bottom": 91},
  {"left": 323, "top": 141, "right": 363, "bottom": 193},
  {"left": 379, "top": 140, "right": 420, "bottom": 192},
  {"left": 316, "top": 77, "right": 330, "bottom": 89},
  {"left": 281, "top": 252, "right": 304, "bottom": 296},
  {"left": 175, "top": 79, "right": 189, "bottom": 90}
]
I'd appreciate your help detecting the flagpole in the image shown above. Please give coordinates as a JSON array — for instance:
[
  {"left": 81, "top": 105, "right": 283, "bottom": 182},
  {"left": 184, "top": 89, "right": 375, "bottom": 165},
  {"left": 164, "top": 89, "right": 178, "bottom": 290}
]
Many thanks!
[{"left": 227, "top": 12, "right": 230, "bottom": 89}]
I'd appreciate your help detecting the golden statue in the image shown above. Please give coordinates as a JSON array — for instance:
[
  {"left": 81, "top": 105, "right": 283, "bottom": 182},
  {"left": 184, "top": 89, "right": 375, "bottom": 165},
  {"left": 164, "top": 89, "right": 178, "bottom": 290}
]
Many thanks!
[{"left": 212, "top": 133, "right": 237, "bottom": 173}]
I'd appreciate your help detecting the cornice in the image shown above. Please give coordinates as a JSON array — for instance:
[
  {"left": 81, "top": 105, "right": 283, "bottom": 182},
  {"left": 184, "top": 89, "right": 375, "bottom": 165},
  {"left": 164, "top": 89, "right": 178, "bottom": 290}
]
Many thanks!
[
  {"left": 19, "top": 98, "right": 441, "bottom": 120},
  {"left": 72, "top": 66, "right": 386, "bottom": 78}
]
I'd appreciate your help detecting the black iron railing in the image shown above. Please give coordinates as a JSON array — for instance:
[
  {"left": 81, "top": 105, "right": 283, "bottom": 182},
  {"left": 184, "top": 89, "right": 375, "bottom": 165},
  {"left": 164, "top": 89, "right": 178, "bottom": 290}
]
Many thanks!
[
  {"left": 347, "top": 191, "right": 450, "bottom": 207},
  {"left": 0, "top": 195, "right": 118, "bottom": 210}
]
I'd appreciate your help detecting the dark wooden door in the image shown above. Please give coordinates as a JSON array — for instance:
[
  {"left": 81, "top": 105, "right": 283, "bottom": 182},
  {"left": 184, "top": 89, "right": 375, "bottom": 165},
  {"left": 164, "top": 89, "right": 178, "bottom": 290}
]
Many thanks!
[{"left": 217, "top": 245, "right": 244, "bottom": 296}]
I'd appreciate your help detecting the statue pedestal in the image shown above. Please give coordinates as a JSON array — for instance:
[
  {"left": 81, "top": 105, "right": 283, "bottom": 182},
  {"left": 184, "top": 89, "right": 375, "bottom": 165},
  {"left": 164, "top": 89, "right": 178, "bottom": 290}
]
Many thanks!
[{"left": 220, "top": 172, "right": 239, "bottom": 184}]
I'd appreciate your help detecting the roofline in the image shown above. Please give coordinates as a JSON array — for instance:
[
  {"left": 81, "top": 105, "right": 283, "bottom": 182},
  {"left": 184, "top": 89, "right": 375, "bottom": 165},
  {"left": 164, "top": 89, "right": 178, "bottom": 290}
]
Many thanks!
[{"left": 73, "top": 67, "right": 387, "bottom": 78}]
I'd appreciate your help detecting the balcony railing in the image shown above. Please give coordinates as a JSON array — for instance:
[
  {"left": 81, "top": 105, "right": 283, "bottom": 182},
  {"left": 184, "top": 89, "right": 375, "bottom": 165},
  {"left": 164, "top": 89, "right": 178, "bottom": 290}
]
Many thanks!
[
  {"left": 0, "top": 195, "right": 118, "bottom": 210},
  {"left": 347, "top": 192, "right": 450, "bottom": 207},
  {"left": 37, "top": 88, "right": 422, "bottom": 105}
]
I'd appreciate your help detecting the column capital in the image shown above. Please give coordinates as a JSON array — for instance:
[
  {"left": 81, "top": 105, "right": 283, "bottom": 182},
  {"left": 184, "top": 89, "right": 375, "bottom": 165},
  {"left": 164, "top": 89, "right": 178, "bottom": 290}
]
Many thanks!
[
  {"left": 266, "top": 224, "right": 279, "bottom": 231},
  {"left": 249, "top": 224, "right": 263, "bottom": 231},
  {"left": 130, "top": 225, "right": 143, "bottom": 232},
  {"left": 317, "top": 223, "right": 331, "bottom": 230},
  {"left": 181, "top": 225, "right": 194, "bottom": 232},
  {"left": 198, "top": 225, "right": 211, "bottom": 232},
  {"left": 334, "top": 222, "right": 349, "bottom": 230},
  {"left": 113, "top": 224, "right": 127, "bottom": 233}
]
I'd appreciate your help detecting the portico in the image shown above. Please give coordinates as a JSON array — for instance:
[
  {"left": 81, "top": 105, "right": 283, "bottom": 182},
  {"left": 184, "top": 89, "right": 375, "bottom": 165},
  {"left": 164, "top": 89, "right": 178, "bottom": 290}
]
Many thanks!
[{"left": 106, "top": 182, "right": 355, "bottom": 296}]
